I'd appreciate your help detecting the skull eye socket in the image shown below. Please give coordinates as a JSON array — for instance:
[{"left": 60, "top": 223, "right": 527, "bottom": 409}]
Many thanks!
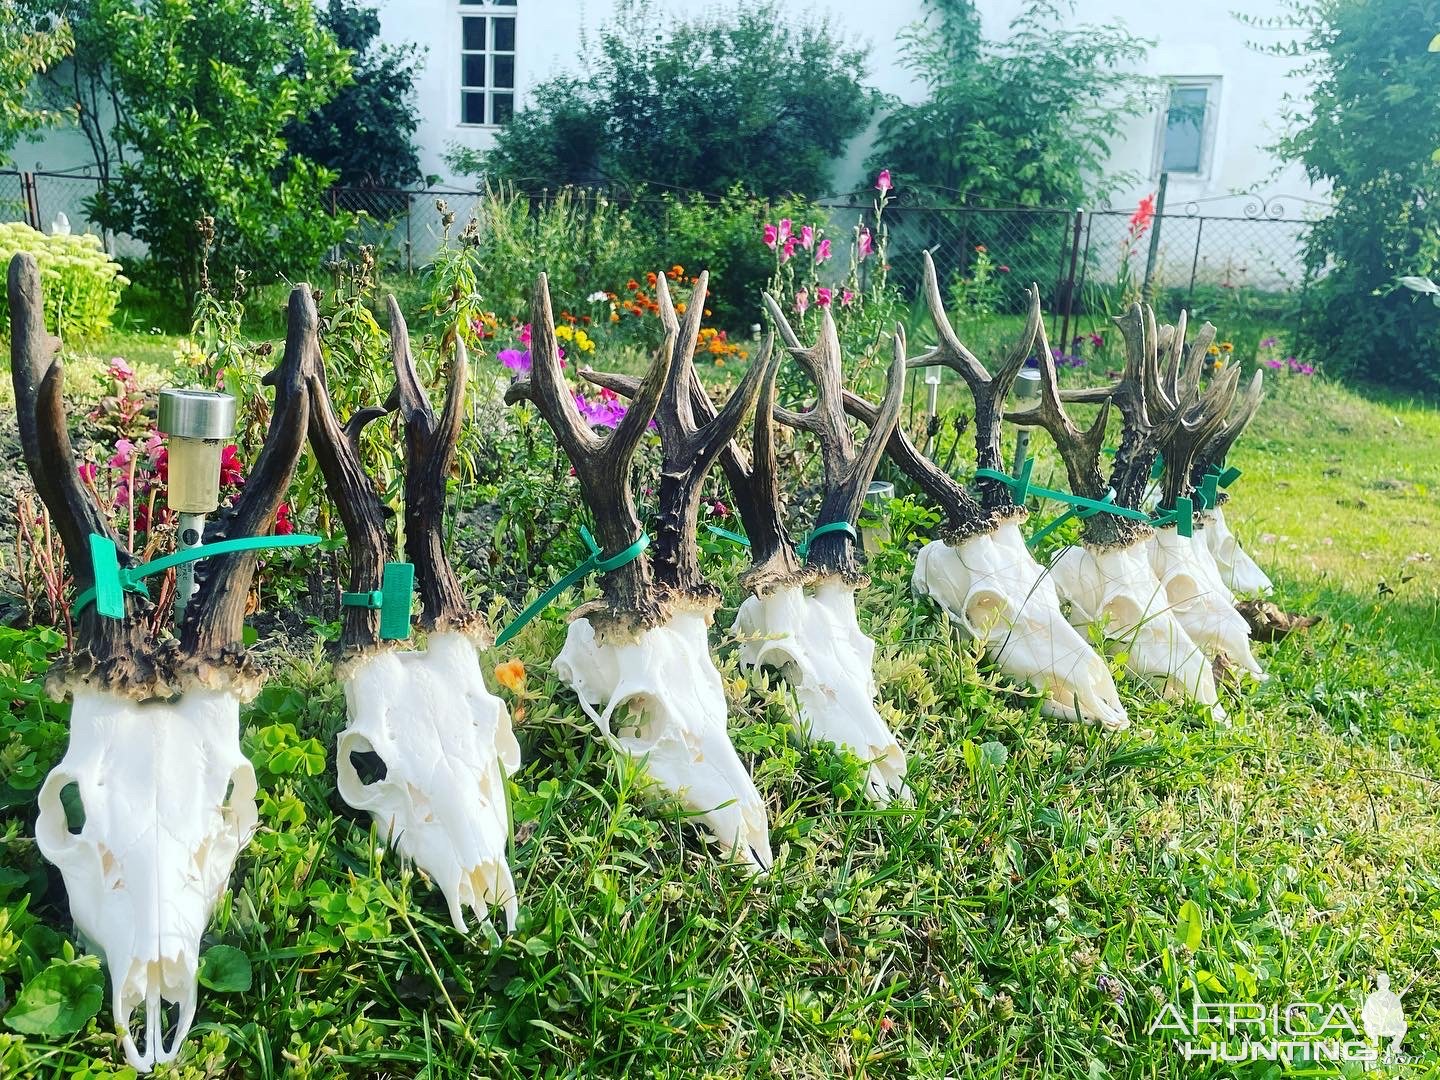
[
  {"left": 60, "top": 781, "right": 86, "bottom": 835},
  {"left": 349, "top": 751, "right": 388, "bottom": 785}
]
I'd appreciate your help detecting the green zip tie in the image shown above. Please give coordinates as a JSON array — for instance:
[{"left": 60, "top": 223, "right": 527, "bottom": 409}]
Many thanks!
[
  {"left": 1211, "top": 464, "right": 1241, "bottom": 488},
  {"left": 494, "top": 525, "right": 650, "bottom": 647},
  {"left": 1195, "top": 472, "right": 1220, "bottom": 511},
  {"left": 706, "top": 525, "right": 751, "bottom": 547},
  {"left": 797, "top": 521, "right": 858, "bottom": 563},
  {"left": 1026, "top": 488, "right": 1126, "bottom": 548},
  {"left": 1152, "top": 496, "right": 1195, "bottom": 538},
  {"left": 73, "top": 531, "right": 322, "bottom": 619},
  {"left": 341, "top": 561, "right": 416, "bottom": 641},
  {"left": 975, "top": 456, "right": 1034, "bottom": 504}
]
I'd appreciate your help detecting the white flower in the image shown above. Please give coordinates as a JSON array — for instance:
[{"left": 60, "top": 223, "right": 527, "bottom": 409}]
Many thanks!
[{"left": 587, "top": 291, "right": 609, "bottom": 303}]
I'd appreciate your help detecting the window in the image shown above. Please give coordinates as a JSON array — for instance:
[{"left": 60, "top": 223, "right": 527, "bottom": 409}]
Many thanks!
[
  {"left": 460, "top": 1, "right": 516, "bottom": 126},
  {"left": 1157, "top": 79, "right": 1219, "bottom": 176}
]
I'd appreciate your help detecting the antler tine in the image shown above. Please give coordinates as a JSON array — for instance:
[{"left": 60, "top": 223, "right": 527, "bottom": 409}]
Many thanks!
[
  {"left": 1181, "top": 322, "right": 1216, "bottom": 400},
  {"left": 9, "top": 253, "right": 155, "bottom": 679},
  {"left": 184, "top": 285, "right": 314, "bottom": 660},
  {"left": 302, "top": 288, "right": 389, "bottom": 650},
  {"left": 392, "top": 303, "right": 470, "bottom": 631},
  {"left": 506, "top": 274, "right": 601, "bottom": 457},
  {"left": 654, "top": 271, "right": 708, "bottom": 435},
  {"left": 762, "top": 294, "right": 857, "bottom": 466},
  {"left": 1158, "top": 362, "right": 1241, "bottom": 509},
  {"left": 1164, "top": 309, "right": 1189, "bottom": 393},
  {"left": 806, "top": 327, "right": 907, "bottom": 576},
  {"left": 909, "top": 250, "right": 990, "bottom": 389},
  {"left": 839, "top": 388, "right": 990, "bottom": 539},
  {"left": 1010, "top": 303, "right": 1111, "bottom": 504},
  {"left": 1193, "top": 369, "right": 1264, "bottom": 486}
]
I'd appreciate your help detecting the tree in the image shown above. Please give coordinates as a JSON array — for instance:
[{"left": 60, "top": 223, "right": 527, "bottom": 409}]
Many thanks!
[
  {"left": 1271, "top": 0, "right": 1440, "bottom": 389},
  {"left": 870, "top": 0, "right": 1155, "bottom": 208},
  {"left": 285, "top": 0, "right": 427, "bottom": 190},
  {"left": 0, "top": 2, "right": 73, "bottom": 164},
  {"left": 458, "top": 0, "right": 875, "bottom": 197},
  {"left": 66, "top": 0, "right": 351, "bottom": 297}
]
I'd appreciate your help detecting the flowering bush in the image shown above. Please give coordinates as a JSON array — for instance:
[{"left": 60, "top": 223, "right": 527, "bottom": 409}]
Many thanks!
[
  {"left": 948, "top": 244, "right": 1010, "bottom": 318},
  {"left": 0, "top": 222, "right": 128, "bottom": 340}
]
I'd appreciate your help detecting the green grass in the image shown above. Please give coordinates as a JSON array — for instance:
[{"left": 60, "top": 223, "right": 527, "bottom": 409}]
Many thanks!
[{"left": 4, "top": 318, "right": 1440, "bottom": 1077}]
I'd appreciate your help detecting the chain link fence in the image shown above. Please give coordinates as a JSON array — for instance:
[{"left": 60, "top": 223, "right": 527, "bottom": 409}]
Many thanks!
[{"left": 2, "top": 171, "right": 1322, "bottom": 323}]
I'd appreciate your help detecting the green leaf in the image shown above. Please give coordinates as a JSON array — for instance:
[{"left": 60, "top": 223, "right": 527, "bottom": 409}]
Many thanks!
[
  {"left": 1176, "top": 899, "right": 1204, "bottom": 952},
  {"left": 3, "top": 956, "right": 103, "bottom": 1036},
  {"left": 197, "top": 945, "right": 252, "bottom": 992}
]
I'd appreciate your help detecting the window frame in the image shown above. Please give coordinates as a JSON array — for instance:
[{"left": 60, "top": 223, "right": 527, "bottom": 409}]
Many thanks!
[
  {"left": 1153, "top": 77, "right": 1221, "bottom": 182},
  {"left": 457, "top": 1, "right": 517, "bottom": 129}
]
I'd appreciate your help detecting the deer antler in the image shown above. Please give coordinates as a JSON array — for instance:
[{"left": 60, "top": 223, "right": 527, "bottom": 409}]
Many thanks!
[
  {"left": 10, "top": 254, "right": 156, "bottom": 687},
  {"left": 294, "top": 285, "right": 392, "bottom": 651},
  {"left": 762, "top": 299, "right": 906, "bottom": 578},
  {"left": 506, "top": 273, "right": 671, "bottom": 636},
  {"left": 584, "top": 280, "right": 790, "bottom": 595},
  {"left": 1157, "top": 356, "right": 1242, "bottom": 512},
  {"left": 912, "top": 250, "right": 1040, "bottom": 519},
  {"left": 1190, "top": 369, "right": 1264, "bottom": 496},
  {"left": 387, "top": 296, "right": 474, "bottom": 632}
]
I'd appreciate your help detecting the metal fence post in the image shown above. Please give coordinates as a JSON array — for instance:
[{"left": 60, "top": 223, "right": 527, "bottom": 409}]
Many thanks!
[
  {"left": 20, "top": 172, "right": 40, "bottom": 229},
  {"left": 1187, "top": 217, "right": 1205, "bottom": 307},
  {"left": 1057, "top": 209, "right": 1085, "bottom": 354},
  {"left": 1142, "top": 172, "right": 1168, "bottom": 296},
  {"left": 405, "top": 192, "right": 413, "bottom": 275}
]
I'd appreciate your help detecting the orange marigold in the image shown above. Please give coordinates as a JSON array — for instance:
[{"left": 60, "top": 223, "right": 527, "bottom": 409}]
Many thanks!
[{"left": 494, "top": 659, "right": 525, "bottom": 693}]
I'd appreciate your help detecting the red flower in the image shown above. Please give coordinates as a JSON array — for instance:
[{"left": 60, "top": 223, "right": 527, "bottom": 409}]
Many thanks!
[
  {"left": 219, "top": 445, "right": 245, "bottom": 488},
  {"left": 1128, "top": 193, "right": 1156, "bottom": 240},
  {"left": 274, "top": 502, "right": 294, "bottom": 536}
]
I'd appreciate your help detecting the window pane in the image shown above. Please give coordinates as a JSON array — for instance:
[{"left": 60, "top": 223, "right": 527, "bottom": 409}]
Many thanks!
[
  {"left": 462, "top": 91, "right": 486, "bottom": 125},
  {"left": 462, "top": 17, "right": 485, "bottom": 51},
  {"left": 1162, "top": 86, "right": 1207, "bottom": 172},
  {"left": 494, "top": 0, "right": 517, "bottom": 5},
  {"left": 492, "top": 17, "right": 515, "bottom": 51},
  {"left": 493, "top": 54, "right": 514, "bottom": 89},
  {"left": 491, "top": 93, "right": 514, "bottom": 125},
  {"left": 463, "top": 54, "right": 486, "bottom": 88}
]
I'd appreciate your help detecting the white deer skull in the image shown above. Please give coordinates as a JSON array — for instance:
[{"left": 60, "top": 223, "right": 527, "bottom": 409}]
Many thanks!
[
  {"left": 734, "top": 579, "right": 909, "bottom": 804},
  {"left": 1049, "top": 541, "right": 1223, "bottom": 714},
  {"left": 1149, "top": 526, "right": 1265, "bottom": 678},
  {"left": 1202, "top": 505, "right": 1273, "bottom": 595},
  {"left": 554, "top": 609, "right": 773, "bottom": 869},
  {"left": 337, "top": 631, "right": 520, "bottom": 933},
  {"left": 913, "top": 523, "right": 1129, "bottom": 730},
  {"left": 34, "top": 687, "right": 258, "bottom": 1072}
]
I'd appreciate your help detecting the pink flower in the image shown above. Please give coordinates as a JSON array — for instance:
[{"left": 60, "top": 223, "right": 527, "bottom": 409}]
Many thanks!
[
  {"left": 573, "top": 386, "right": 627, "bottom": 428},
  {"left": 815, "top": 238, "right": 832, "bottom": 262},
  {"left": 816, "top": 287, "right": 833, "bottom": 307},
  {"left": 708, "top": 499, "right": 730, "bottom": 519},
  {"left": 840, "top": 289, "right": 855, "bottom": 306},
  {"left": 142, "top": 430, "right": 164, "bottom": 458},
  {"left": 108, "top": 438, "right": 134, "bottom": 470},
  {"left": 219, "top": 445, "right": 244, "bottom": 487},
  {"left": 795, "top": 289, "right": 809, "bottom": 315},
  {"left": 498, "top": 348, "right": 531, "bottom": 375},
  {"left": 762, "top": 223, "right": 778, "bottom": 248},
  {"left": 1264, "top": 357, "right": 1283, "bottom": 370},
  {"left": 998, "top": 265, "right": 1011, "bottom": 273},
  {"left": 858, "top": 228, "right": 874, "bottom": 259},
  {"left": 777, "top": 219, "right": 792, "bottom": 244},
  {"left": 274, "top": 502, "right": 294, "bottom": 536},
  {"left": 107, "top": 357, "right": 134, "bottom": 382},
  {"left": 519, "top": 323, "right": 532, "bottom": 346},
  {"left": 801, "top": 225, "right": 815, "bottom": 250},
  {"left": 875, "top": 169, "right": 892, "bottom": 193},
  {"left": 781, "top": 237, "right": 797, "bottom": 263},
  {"left": 77, "top": 462, "right": 98, "bottom": 484}
]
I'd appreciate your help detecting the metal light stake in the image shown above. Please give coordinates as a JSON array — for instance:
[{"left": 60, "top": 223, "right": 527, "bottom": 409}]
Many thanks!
[
  {"left": 157, "top": 389, "right": 236, "bottom": 625},
  {"left": 1011, "top": 367, "right": 1041, "bottom": 477}
]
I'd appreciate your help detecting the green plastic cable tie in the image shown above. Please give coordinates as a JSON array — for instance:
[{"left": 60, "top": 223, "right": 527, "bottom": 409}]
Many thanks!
[
  {"left": 74, "top": 531, "right": 322, "bottom": 619},
  {"left": 705, "top": 525, "right": 751, "bottom": 547},
  {"left": 341, "top": 561, "right": 416, "bottom": 642},
  {"left": 797, "top": 520, "right": 858, "bottom": 563},
  {"left": 1212, "top": 464, "right": 1241, "bottom": 488},
  {"left": 494, "top": 525, "right": 650, "bottom": 647}
]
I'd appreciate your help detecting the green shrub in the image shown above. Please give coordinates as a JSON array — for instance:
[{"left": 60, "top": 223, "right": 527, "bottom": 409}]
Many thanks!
[{"left": 0, "top": 222, "right": 128, "bottom": 339}]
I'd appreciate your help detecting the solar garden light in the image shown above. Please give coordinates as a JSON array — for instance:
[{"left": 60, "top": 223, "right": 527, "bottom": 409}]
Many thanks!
[
  {"left": 157, "top": 388, "right": 236, "bottom": 624},
  {"left": 1011, "top": 367, "right": 1041, "bottom": 477},
  {"left": 860, "top": 480, "right": 895, "bottom": 552}
]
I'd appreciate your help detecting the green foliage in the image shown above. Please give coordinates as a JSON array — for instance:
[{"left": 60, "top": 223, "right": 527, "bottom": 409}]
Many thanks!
[
  {"left": 1268, "top": 0, "right": 1440, "bottom": 389},
  {"left": 76, "top": 0, "right": 353, "bottom": 297},
  {"left": 872, "top": 0, "right": 1155, "bottom": 207},
  {"left": 3, "top": 956, "right": 103, "bottom": 1036},
  {"left": 0, "top": 222, "right": 128, "bottom": 339},
  {"left": 467, "top": 0, "right": 875, "bottom": 197},
  {"left": 285, "top": 0, "right": 427, "bottom": 190},
  {"left": 0, "top": 1, "right": 73, "bottom": 163}
]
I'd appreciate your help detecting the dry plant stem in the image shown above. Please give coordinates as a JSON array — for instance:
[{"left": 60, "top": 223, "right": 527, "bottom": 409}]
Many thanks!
[
  {"left": 294, "top": 284, "right": 390, "bottom": 651},
  {"left": 505, "top": 273, "right": 671, "bottom": 636},
  {"left": 583, "top": 273, "right": 772, "bottom": 605},
  {"left": 910, "top": 250, "right": 1040, "bottom": 518},
  {"left": 760, "top": 297, "right": 907, "bottom": 578},
  {"left": 387, "top": 295, "right": 473, "bottom": 631}
]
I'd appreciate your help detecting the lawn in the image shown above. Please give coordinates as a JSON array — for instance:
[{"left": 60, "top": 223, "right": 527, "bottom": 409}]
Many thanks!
[{"left": 3, "top": 302, "right": 1440, "bottom": 1078}]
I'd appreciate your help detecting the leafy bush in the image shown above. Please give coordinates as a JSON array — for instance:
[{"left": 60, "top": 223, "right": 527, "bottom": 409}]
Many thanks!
[
  {"left": 0, "top": 223, "right": 128, "bottom": 339},
  {"left": 1267, "top": 0, "right": 1440, "bottom": 389},
  {"left": 459, "top": 0, "right": 875, "bottom": 197}
]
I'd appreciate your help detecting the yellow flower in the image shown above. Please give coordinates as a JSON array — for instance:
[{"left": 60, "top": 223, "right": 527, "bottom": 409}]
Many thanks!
[
  {"left": 554, "top": 324, "right": 574, "bottom": 341},
  {"left": 494, "top": 659, "right": 526, "bottom": 693},
  {"left": 1219, "top": 341, "right": 1234, "bottom": 352},
  {"left": 1206, "top": 344, "right": 1220, "bottom": 356}
]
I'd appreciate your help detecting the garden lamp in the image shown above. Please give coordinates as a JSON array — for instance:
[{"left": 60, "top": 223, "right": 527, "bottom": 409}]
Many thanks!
[
  {"left": 1011, "top": 367, "right": 1041, "bottom": 477},
  {"left": 921, "top": 369, "right": 941, "bottom": 456},
  {"left": 860, "top": 480, "right": 895, "bottom": 552},
  {"left": 158, "top": 388, "right": 236, "bottom": 624}
]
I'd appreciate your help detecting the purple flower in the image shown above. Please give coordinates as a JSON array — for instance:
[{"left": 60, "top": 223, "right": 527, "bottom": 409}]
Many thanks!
[
  {"left": 573, "top": 388, "right": 627, "bottom": 428},
  {"left": 1264, "top": 357, "right": 1283, "bottom": 370},
  {"left": 498, "top": 348, "right": 531, "bottom": 375},
  {"left": 1260, "top": 336, "right": 1278, "bottom": 348}
]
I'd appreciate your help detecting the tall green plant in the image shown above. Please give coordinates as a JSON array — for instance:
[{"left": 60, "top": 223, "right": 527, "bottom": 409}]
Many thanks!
[
  {"left": 871, "top": 0, "right": 1155, "bottom": 208},
  {"left": 68, "top": 0, "right": 352, "bottom": 298},
  {"left": 0, "top": 1, "right": 72, "bottom": 163},
  {"left": 1267, "top": 2, "right": 1440, "bottom": 389}
]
